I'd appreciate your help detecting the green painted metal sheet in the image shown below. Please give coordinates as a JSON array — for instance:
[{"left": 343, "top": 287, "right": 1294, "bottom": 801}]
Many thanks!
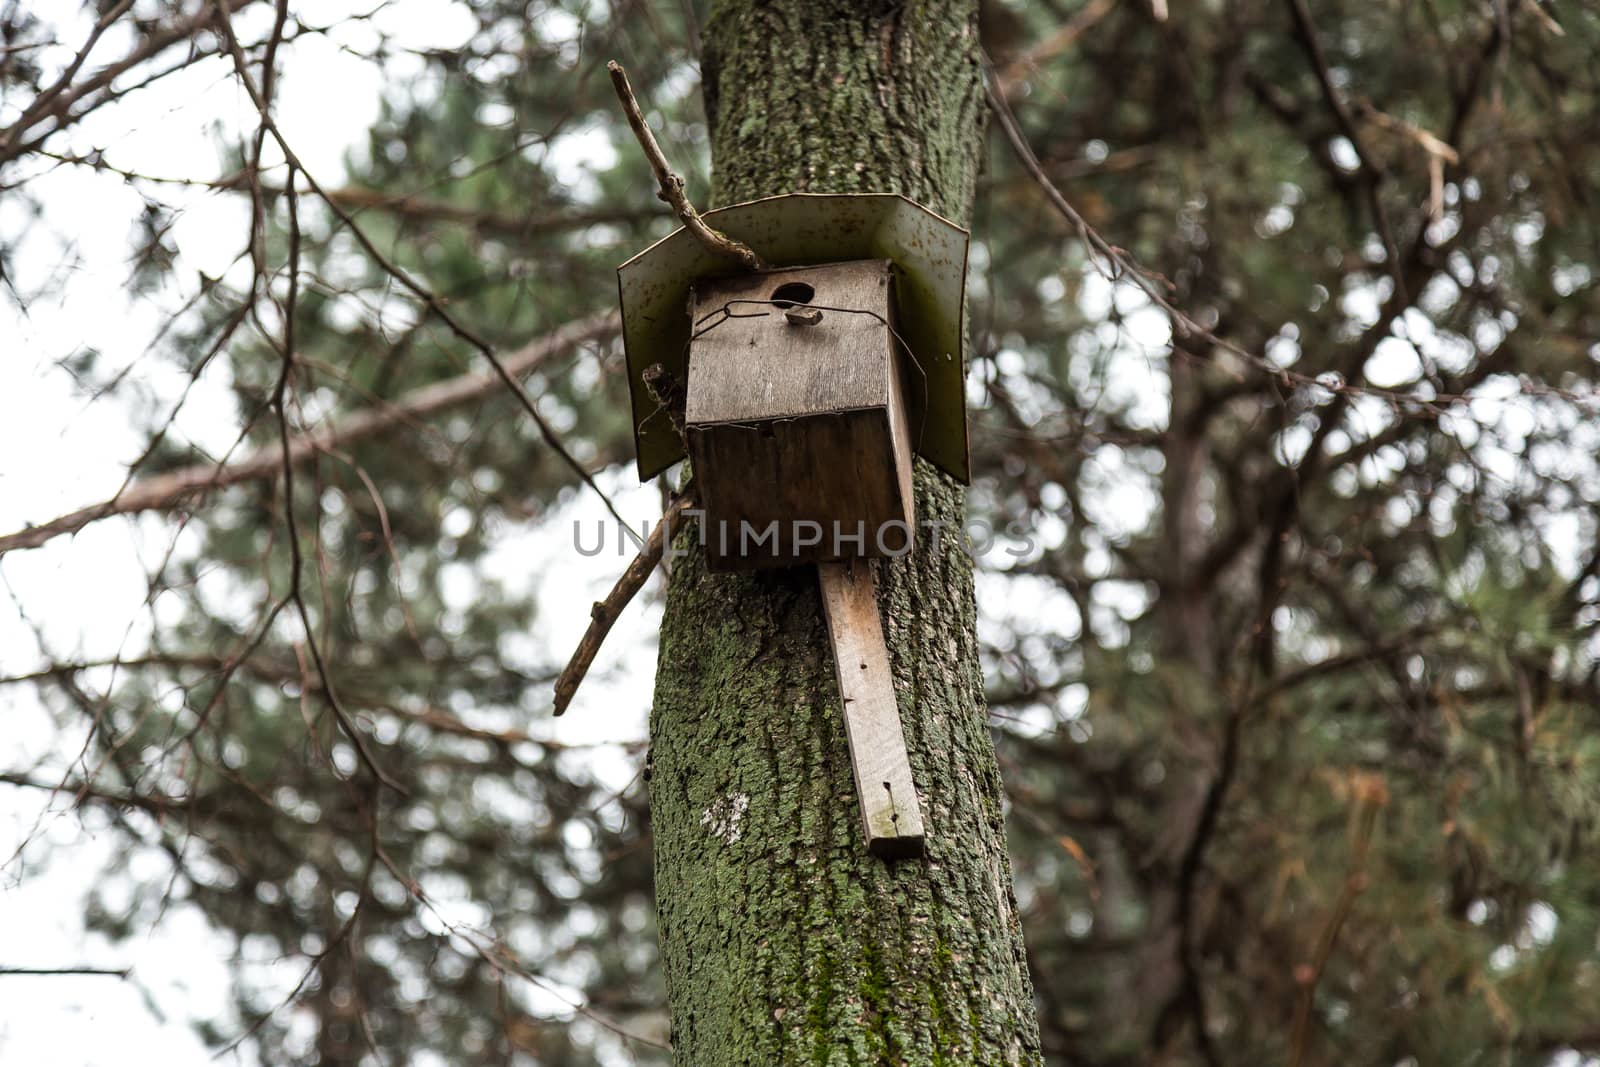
[{"left": 618, "top": 192, "right": 970, "bottom": 483}]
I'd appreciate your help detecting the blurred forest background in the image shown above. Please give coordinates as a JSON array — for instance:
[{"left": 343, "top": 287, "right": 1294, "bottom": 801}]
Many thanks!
[{"left": 2, "top": 0, "right": 1599, "bottom": 1064}]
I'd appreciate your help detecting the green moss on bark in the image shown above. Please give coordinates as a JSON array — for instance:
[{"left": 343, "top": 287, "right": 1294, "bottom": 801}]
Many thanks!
[{"left": 649, "top": 3, "right": 1042, "bottom": 1064}]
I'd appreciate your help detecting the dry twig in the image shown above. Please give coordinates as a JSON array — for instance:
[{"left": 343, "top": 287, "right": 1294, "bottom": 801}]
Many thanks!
[
  {"left": 553, "top": 489, "right": 695, "bottom": 717},
  {"left": 1282, "top": 0, "right": 1406, "bottom": 299},
  {"left": 606, "top": 60, "right": 765, "bottom": 270},
  {"left": 271, "top": 155, "right": 402, "bottom": 795},
  {"left": 0, "top": 966, "right": 131, "bottom": 978},
  {"left": 1356, "top": 100, "right": 1459, "bottom": 222}
]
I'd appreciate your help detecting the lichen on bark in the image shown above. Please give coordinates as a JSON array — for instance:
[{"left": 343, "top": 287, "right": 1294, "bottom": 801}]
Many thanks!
[{"left": 648, "top": 3, "right": 1043, "bottom": 1064}]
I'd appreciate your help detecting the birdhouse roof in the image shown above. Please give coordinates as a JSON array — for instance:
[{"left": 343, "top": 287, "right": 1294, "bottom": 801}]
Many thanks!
[{"left": 617, "top": 192, "right": 970, "bottom": 483}]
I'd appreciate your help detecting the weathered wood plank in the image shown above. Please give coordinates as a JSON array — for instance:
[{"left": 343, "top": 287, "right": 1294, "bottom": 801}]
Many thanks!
[
  {"left": 686, "top": 260, "right": 893, "bottom": 424},
  {"left": 689, "top": 407, "right": 909, "bottom": 569},
  {"left": 817, "top": 560, "right": 926, "bottom": 858},
  {"left": 684, "top": 259, "right": 916, "bottom": 570}
]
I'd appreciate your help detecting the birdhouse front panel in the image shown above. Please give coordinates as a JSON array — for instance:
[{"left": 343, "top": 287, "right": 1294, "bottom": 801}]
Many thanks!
[{"left": 684, "top": 260, "right": 915, "bottom": 571}]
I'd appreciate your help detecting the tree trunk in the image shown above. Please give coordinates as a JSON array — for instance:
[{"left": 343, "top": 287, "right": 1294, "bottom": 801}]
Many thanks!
[{"left": 647, "top": 3, "right": 1043, "bottom": 1065}]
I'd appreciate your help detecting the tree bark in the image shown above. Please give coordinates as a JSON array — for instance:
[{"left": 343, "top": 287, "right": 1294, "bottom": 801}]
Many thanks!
[{"left": 648, "top": 3, "right": 1042, "bottom": 1065}]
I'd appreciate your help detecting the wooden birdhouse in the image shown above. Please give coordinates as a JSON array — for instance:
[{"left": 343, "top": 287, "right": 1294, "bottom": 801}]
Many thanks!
[
  {"left": 684, "top": 260, "right": 914, "bottom": 570},
  {"left": 616, "top": 193, "right": 971, "bottom": 857},
  {"left": 618, "top": 193, "right": 972, "bottom": 563}
]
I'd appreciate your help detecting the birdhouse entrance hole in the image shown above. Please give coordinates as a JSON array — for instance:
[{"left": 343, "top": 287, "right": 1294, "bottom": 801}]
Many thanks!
[{"left": 770, "top": 281, "right": 815, "bottom": 308}]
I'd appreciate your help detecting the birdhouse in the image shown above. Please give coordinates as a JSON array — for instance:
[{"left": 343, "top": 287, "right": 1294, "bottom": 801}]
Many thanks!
[
  {"left": 683, "top": 260, "right": 915, "bottom": 569},
  {"left": 617, "top": 193, "right": 969, "bottom": 857},
  {"left": 618, "top": 193, "right": 971, "bottom": 571}
]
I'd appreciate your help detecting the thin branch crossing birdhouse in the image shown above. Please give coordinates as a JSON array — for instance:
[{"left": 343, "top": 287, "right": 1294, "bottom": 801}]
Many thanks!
[{"left": 617, "top": 193, "right": 970, "bottom": 858}]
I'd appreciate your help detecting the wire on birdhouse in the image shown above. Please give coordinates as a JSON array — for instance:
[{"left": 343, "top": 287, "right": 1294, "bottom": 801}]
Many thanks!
[
  {"left": 607, "top": 61, "right": 766, "bottom": 272},
  {"left": 688, "top": 302, "right": 772, "bottom": 340},
  {"left": 688, "top": 298, "right": 932, "bottom": 456}
]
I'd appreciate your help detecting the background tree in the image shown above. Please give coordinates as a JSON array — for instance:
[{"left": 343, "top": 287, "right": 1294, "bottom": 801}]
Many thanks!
[{"left": 1, "top": 1, "right": 1598, "bottom": 1065}]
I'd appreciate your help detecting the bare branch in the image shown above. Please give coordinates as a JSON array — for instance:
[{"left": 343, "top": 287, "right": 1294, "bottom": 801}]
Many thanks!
[
  {"left": 31, "top": 155, "right": 669, "bottom": 238},
  {"left": 1282, "top": 0, "right": 1406, "bottom": 299},
  {"left": 606, "top": 60, "right": 765, "bottom": 270},
  {"left": 0, "top": 0, "right": 260, "bottom": 169},
  {"left": 208, "top": 4, "right": 633, "bottom": 535},
  {"left": 0, "top": 966, "right": 131, "bottom": 978},
  {"left": 553, "top": 489, "right": 695, "bottom": 716},
  {"left": 315, "top": 187, "right": 668, "bottom": 240},
  {"left": 1289, "top": 775, "right": 1388, "bottom": 1066},
  {"left": 982, "top": 55, "right": 1597, "bottom": 422},
  {"left": 0, "top": 0, "right": 135, "bottom": 145},
  {"left": 995, "top": 0, "right": 1116, "bottom": 97},
  {"left": 0, "top": 311, "right": 618, "bottom": 557}
]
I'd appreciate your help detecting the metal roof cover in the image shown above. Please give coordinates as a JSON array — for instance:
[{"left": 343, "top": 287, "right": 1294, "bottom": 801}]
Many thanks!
[{"left": 617, "top": 192, "right": 970, "bottom": 483}]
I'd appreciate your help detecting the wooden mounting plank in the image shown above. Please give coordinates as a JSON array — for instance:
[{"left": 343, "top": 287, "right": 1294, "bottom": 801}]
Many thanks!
[{"left": 818, "top": 561, "right": 926, "bottom": 858}]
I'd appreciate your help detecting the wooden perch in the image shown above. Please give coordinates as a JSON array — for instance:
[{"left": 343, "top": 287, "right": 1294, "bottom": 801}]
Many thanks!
[
  {"left": 818, "top": 560, "right": 926, "bottom": 858},
  {"left": 553, "top": 489, "right": 696, "bottom": 716},
  {"left": 607, "top": 60, "right": 765, "bottom": 271}
]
